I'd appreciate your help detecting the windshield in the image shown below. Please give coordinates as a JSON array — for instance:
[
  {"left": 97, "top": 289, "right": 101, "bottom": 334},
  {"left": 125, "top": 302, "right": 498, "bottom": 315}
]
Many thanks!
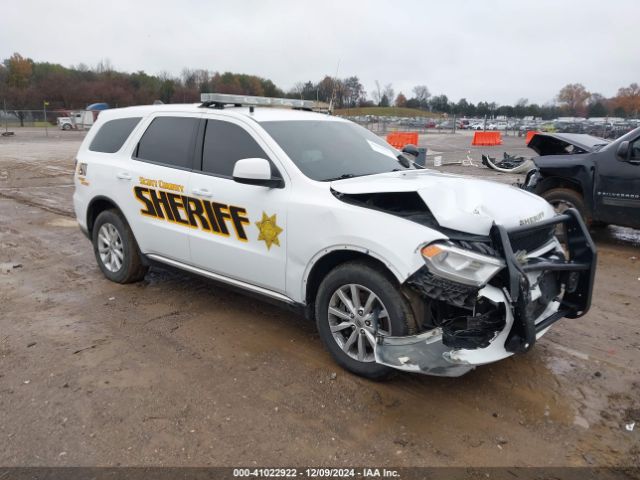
[{"left": 260, "top": 120, "right": 413, "bottom": 181}]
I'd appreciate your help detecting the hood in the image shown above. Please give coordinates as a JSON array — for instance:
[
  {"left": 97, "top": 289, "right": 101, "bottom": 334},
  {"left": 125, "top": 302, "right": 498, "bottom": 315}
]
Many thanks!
[
  {"left": 528, "top": 132, "right": 609, "bottom": 156},
  {"left": 331, "top": 170, "right": 555, "bottom": 236}
]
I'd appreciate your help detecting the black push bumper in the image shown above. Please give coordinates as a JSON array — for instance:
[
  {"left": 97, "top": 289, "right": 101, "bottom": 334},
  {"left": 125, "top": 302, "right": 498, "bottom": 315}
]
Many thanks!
[{"left": 490, "top": 208, "right": 597, "bottom": 353}]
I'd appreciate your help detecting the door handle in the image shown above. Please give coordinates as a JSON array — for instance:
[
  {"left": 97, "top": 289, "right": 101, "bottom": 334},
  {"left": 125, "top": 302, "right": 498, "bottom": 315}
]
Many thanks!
[
  {"left": 192, "top": 188, "right": 212, "bottom": 197},
  {"left": 116, "top": 172, "right": 132, "bottom": 180}
]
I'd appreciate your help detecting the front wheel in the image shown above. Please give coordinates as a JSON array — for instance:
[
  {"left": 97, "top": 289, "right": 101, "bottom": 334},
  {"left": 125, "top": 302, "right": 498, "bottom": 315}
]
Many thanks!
[
  {"left": 541, "top": 188, "right": 588, "bottom": 223},
  {"left": 315, "top": 261, "right": 412, "bottom": 380}
]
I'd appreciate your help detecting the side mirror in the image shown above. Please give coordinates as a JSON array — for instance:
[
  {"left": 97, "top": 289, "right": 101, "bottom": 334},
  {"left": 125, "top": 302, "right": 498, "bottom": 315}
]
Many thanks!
[
  {"left": 402, "top": 144, "right": 420, "bottom": 158},
  {"left": 232, "top": 158, "right": 283, "bottom": 188},
  {"left": 616, "top": 141, "right": 630, "bottom": 160}
]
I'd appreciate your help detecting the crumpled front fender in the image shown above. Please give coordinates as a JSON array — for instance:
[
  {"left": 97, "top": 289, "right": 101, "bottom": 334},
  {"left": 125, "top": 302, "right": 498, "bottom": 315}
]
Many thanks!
[{"left": 373, "top": 284, "right": 517, "bottom": 377}]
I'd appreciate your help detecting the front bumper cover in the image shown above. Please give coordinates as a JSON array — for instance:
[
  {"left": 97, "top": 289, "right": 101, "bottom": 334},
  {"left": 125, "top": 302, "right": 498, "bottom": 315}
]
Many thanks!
[{"left": 373, "top": 208, "right": 596, "bottom": 376}]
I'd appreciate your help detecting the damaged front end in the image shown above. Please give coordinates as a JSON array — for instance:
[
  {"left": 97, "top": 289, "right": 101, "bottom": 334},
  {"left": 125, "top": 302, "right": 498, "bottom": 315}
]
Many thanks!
[{"left": 374, "top": 209, "right": 597, "bottom": 377}]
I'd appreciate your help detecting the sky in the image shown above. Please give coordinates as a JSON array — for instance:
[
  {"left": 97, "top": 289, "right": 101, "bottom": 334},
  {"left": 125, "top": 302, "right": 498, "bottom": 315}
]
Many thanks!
[{"left": 2, "top": 0, "right": 639, "bottom": 105}]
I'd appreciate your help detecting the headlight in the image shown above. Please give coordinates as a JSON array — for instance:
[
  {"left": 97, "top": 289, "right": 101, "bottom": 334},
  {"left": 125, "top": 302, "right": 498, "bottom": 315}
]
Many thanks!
[{"left": 420, "top": 243, "right": 505, "bottom": 287}]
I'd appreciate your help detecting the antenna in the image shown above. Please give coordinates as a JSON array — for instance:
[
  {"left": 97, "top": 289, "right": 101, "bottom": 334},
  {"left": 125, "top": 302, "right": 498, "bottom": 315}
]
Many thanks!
[{"left": 329, "top": 59, "right": 340, "bottom": 113}]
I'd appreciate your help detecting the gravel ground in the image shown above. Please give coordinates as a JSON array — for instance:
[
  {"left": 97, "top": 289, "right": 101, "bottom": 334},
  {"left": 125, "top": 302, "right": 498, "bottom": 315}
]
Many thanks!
[{"left": 0, "top": 128, "right": 639, "bottom": 467}]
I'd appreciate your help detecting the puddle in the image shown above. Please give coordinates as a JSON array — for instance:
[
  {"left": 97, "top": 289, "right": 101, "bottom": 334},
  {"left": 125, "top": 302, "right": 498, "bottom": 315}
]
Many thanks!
[
  {"left": 546, "top": 356, "right": 575, "bottom": 375},
  {"left": 608, "top": 226, "right": 640, "bottom": 247},
  {"left": 592, "top": 225, "right": 640, "bottom": 248}
]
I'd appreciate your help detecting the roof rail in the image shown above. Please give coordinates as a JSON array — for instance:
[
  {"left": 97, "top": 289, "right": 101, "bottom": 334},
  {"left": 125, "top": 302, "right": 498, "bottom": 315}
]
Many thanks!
[{"left": 199, "top": 93, "right": 331, "bottom": 113}]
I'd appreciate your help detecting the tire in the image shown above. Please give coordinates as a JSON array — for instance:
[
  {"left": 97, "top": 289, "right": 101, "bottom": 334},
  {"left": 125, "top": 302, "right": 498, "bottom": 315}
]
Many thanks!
[
  {"left": 541, "top": 188, "right": 588, "bottom": 223},
  {"left": 92, "top": 209, "right": 148, "bottom": 284},
  {"left": 62, "top": 124, "right": 71, "bottom": 131},
  {"left": 315, "top": 261, "right": 412, "bottom": 380}
]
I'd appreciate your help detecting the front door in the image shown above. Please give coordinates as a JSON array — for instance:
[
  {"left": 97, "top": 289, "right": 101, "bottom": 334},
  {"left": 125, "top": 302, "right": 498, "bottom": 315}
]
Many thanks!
[
  {"left": 188, "top": 117, "right": 289, "bottom": 293},
  {"left": 594, "top": 135, "right": 640, "bottom": 228}
]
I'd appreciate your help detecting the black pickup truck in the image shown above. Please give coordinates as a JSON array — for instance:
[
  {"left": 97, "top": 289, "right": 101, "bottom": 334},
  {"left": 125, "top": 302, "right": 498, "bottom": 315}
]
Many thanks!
[{"left": 523, "top": 128, "right": 640, "bottom": 229}]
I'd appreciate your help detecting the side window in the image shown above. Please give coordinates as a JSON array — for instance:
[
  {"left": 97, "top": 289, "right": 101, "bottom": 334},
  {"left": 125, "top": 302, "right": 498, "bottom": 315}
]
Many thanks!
[
  {"left": 202, "top": 120, "right": 274, "bottom": 177},
  {"left": 89, "top": 117, "right": 141, "bottom": 153},
  {"left": 631, "top": 138, "right": 640, "bottom": 160},
  {"left": 135, "top": 116, "right": 199, "bottom": 169}
]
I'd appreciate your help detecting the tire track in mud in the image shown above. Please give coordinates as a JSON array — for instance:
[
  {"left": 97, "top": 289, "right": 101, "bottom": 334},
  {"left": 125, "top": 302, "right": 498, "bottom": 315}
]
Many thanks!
[{"left": 0, "top": 189, "right": 75, "bottom": 217}]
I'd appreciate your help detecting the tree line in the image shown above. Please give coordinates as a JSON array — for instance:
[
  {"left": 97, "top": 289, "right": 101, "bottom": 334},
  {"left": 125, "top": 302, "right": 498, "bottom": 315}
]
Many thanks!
[{"left": 1, "top": 52, "right": 638, "bottom": 122}]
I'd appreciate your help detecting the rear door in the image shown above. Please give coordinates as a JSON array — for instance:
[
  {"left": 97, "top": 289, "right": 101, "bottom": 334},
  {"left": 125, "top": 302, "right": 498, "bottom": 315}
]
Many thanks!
[
  {"left": 594, "top": 135, "right": 640, "bottom": 228},
  {"left": 188, "top": 116, "right": 289, "bottom": 293},
  {"left": 116, "top": 113, "right": 201, "bottom": 262}
]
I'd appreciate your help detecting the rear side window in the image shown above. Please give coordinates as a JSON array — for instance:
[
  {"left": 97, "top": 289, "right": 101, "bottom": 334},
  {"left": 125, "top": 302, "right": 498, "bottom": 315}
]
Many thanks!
[
  {"left": 202, "top": 120, "right": 270, "bottom": 177},
  {"left": 89, "top": 117, "right": 141, "bottom": 153},
  {"left": 135, "top": 116, "right": 199, "bottom": 169}
]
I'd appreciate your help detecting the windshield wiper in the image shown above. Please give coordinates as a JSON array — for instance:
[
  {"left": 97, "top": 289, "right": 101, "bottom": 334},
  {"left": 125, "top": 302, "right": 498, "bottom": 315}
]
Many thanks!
[{"left": 323, "top": 174, "right": 357, "bottom": 182}]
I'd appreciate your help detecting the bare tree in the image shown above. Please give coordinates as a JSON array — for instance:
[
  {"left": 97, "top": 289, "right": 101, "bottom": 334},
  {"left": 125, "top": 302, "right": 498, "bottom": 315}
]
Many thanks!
[
  {"left": 514, "top": 98, "right": 528, "bottom": 117},
  {"left": 194, "top": 69, "right": 210, "bottom": 92},
  {"left": 181, "top": 68, "right": 197, "bottom": 89},
  {"left": 614, "top": 83, "right": 640, "bottom": 117},
  {"left": 95, "top": 59, "right": 114, "bottom": 74},
  {"left": 290, "top": 82, "right": 305, "bottom": 99},
  {"left": 371, "top": 80, "right": 382, "bottom": 105},
  {"left": 412, "top": 85, "right": 431, "bottom": 108},
  {"left": 382, "top": 83, "right": 394, "bottom": 106},
  {"left": 343, "top": 76, "right": 364, "bottom": 108},
  {"left": 557, "top": 83, "right": 591, "bottom": 115}
]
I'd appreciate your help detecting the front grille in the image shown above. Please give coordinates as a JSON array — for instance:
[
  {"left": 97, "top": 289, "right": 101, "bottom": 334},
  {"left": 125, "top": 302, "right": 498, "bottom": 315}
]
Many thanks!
[
  {"left": 406, "top": 267, "right": 478, "bottom": 309},
  {"left": 508, "top": 226, "right": 555, "bottom": 253}
]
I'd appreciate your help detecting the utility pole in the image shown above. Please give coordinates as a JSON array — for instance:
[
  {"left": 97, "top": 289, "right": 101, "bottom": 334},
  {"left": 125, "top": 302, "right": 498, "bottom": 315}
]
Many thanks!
[{"left": 43, "top": 101, "right": 49, "bottom": 137}]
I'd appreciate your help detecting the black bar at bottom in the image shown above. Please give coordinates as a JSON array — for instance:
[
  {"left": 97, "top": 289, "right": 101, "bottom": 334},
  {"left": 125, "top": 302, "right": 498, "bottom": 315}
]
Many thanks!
[{"left": 0, "top": 467, "right": 636, "bottom": 480}]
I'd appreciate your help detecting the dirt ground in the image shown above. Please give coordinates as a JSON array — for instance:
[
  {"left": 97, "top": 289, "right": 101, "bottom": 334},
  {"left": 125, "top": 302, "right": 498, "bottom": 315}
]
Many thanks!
[{"left": 0, "top": 128, "right": 639, "bottom": 467}]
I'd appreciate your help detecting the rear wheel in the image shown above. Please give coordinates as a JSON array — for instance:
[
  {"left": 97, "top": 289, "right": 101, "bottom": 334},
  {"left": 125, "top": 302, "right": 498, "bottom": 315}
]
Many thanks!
[
  {"left": 92, "top": 209, "right": 148, "bottom": 283},
  {"left": 315, "top": 261, "right": 411, "bottom": 380}
]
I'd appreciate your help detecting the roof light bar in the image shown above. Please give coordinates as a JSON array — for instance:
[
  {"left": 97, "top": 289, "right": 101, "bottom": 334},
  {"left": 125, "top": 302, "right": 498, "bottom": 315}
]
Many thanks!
[{"left": 200, "top": 93, "right": 330, "bottom": 112}]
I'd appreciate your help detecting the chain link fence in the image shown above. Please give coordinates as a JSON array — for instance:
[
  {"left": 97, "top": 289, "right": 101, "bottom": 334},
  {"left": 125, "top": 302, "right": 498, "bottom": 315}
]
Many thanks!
[
  {"left": 0, "top": 109, "right": 95, "bottom": 138},
  {"left": 0, "top": 109, "right": 66, "bottom": 128},
  {"left": 339, "top": 114, "right": 526, "bottom": 137},
  {"left": 3, "top": 108, "right": 635, "bottom": 140}
]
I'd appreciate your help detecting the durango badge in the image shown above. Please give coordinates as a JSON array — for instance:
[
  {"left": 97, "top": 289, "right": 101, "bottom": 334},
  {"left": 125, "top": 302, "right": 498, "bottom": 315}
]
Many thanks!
[{"left": 255, "top": 212, "right": 283, "bottom": 250}]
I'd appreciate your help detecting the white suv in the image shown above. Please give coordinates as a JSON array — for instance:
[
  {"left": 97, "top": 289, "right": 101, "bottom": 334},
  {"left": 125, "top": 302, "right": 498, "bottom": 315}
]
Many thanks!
[{"left": 73, "top": 93, "right": 596, "bottom": 379}]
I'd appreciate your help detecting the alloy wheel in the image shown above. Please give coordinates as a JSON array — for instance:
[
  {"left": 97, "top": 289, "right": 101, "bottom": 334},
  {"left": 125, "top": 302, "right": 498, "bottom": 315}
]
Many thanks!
[
  {"left": 327, "top": 284, "right": 390, "bottom": 362},
  {"left": 97, "top": 223, "right": 124, "bottom": 272}
]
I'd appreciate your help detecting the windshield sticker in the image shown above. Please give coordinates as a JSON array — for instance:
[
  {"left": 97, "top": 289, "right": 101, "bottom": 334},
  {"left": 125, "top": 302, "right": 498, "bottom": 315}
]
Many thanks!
[{"left": 367, "top": 139, "right": 397, "bottom": 160}]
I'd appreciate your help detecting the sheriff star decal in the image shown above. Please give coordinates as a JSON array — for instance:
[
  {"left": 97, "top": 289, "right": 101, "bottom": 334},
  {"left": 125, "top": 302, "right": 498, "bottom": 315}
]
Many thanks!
[{"left": 255, "top": 212, "right": 283, "bottom": 250}]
